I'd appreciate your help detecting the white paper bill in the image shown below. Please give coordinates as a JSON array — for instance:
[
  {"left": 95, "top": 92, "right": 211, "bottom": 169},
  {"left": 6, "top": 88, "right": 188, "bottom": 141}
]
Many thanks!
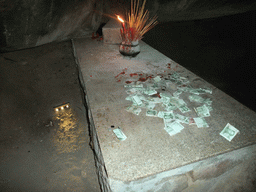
[
  {"left": 113, "top": 128, "right": 127, "bottom": 141},
  {"left": 193, "top": 117, "right": 209, "bottom": 128},
  {"left": 220, "top": 123, "right": 239, "bottom": 141}
]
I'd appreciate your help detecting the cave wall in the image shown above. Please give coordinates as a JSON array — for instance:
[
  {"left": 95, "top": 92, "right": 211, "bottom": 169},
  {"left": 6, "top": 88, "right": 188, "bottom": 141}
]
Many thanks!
[
  {"left": 0, "top": 0, "right": 108, "bottom": 51},
  {"left": 0, "top": 0, "right": 256, "bottom": 51}
]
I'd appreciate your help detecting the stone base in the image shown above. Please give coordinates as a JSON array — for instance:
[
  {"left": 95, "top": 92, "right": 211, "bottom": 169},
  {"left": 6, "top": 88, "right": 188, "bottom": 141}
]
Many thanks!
[{"left": 102, "top": 18, "right": 122, "bottom": 44}]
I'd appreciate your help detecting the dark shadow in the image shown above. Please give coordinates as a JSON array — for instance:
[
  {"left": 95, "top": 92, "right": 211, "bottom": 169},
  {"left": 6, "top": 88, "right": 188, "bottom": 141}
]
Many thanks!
[{"left": 143, "top": 10, "right": 256, "bottom": 112}]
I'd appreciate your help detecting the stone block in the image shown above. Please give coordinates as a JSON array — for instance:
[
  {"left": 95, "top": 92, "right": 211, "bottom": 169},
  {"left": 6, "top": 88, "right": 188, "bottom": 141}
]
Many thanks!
[
  {"left": 102, "top": 18, "right": 122, "bottom": 44},
  {"left": 188, "top": 159, "right": 242, "bottom": 182}
]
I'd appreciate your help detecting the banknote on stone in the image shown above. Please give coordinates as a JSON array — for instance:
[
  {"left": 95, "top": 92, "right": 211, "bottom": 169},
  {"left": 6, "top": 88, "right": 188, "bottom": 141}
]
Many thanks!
[
  {"left": 194, "top": 104, "right": 210, "bottom": 117},
  {"left": 144, "top": 88, "right": 157, "bottom": 95},
  {"left": 124, "top": 84, "right": 143, "bottom": 88},
  {"left": 173, "top": 89, "right": 183, "bottom": 97},
  {"left": 189, "top": 95, "right": 205, "bottom": 103},
  {"left": 126, "top": 88, "right": 144, "bottom": 95},
  {"left": 169, "top": 97, "right": 187, "bottom": 107},
  {"left": 146, "top": 109, "right": 158, "bottom": 117},
  {"left": 164, "top": 121, "right": 184, "bottom": 136},
  {"left": 162, "top": 111, "right": 176, "bottom": 120},
  {"left": 145, "top": 102, "right": 156, "bottom": 110},
  {"left": 125, "top": 105, "right": 141, "bottom": 115},
  {"left": 178, "top": 105, "right": 191, "bottom": 113},
  {"left": 153, "top": 76, "right": 162, "bottom": 82},
  {"left": 220, "top": 123, "right": 239, "bottom": 141},
  {"left": 131, "top": 95, "right": 143, "bottom": 106},
  {"left": 193, "top": 117, "right": 209, "bottom": 128},
  {"left": 189, "top": 88, "right": 212, "bottom": 95},
  {"left": 164, "top": 102, "right": 177, "bottom": 111},
  {"left": 175, "top": 113, "right": 190, "bottom": 124},
  {"left": 113, "top": 128, "right": 127, "bottom": 141},
  {"left": 147, "top": 97, "right": 162, "bottom": 103}
]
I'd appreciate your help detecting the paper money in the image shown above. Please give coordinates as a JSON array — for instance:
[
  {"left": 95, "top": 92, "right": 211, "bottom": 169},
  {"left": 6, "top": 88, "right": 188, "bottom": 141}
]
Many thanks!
[
  {"left": 144, "top": 88, "right": 157, "bottom": 95},
  {"left": 113, "top": 128, "right": 127, "bottom": 141},
  {"left": 173, "top": 89, "right": 183, "bottom": 97},
  {"left": 145, "top": 102, "right": 156, "bottom": 110},
  {"left": 131, "top": 95, "right": 143, "bottom": 106},
  {"left": 189, "top": 95, "right": 204, "bottom": 103},
  {"left": 220, "top": 123, "right": 239, "bottom": 141},
  {"left": 164, "top": 125, "right": 179, "bottom": 136},
  {"left": 163, "top": 111, "right": 175, "bottom": 120},
  {"left": 124, "top": 84, "right": 143, "bottom": 88},
  {"left": 178, "top": 105, "right": 191, "bottom": 113},
  {"left": 164, "top": 102, "right": 177, "bottom": 111},
  {"left": 189, "top": 88, "right": 212, "bottom": 95},
  {"left": 175, "top": 113, "right": 190, "bottom": 124},
  {"left": 169, "top": 97, "right": 187, "bottom": 107},
  {"left": 195, "top": 105, "right": 210, "bottom": 117},
  {"left": 153, "top": 76, "right": 162, "bottom": 82},
  {"left": 125, "top": 105, "right": 141, "bottom": 115},
  {"left": 146, "top": 109, "right": 158, "bottom": 117},
  {"left": 164, "top": 121, "right": 184, "bottom": 136},
  {"left": 193, "top": 117, "right": 209, "bottom": 128}
]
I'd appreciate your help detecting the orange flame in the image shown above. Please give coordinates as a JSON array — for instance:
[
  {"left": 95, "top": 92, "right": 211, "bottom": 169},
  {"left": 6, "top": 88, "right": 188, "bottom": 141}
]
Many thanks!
[{"left": 117, "top": 15, "right": 124, "bottom": 23}]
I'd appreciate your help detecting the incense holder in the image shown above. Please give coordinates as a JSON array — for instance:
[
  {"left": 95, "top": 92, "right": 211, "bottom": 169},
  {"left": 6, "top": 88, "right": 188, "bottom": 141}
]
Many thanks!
[{"left": 119, "top": 40, "right": 140, "bottom": 57}]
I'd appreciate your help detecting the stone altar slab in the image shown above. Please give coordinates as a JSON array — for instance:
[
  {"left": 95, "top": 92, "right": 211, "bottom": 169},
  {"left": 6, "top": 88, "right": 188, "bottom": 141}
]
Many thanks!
[{"left": 72, "top": 38, "right": 256, "bottom": 191}]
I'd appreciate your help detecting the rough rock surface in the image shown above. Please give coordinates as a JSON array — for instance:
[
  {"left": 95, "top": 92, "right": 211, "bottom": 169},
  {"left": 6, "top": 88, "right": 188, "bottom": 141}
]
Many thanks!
[{"left": 1, "top": 0, "right": 256, "bottom": 51}]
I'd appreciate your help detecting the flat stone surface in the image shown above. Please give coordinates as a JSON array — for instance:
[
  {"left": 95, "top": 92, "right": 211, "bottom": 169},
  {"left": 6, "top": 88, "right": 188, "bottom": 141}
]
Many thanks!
[{"left": 73, "top": 38, "right": 256, "bottom": 182}]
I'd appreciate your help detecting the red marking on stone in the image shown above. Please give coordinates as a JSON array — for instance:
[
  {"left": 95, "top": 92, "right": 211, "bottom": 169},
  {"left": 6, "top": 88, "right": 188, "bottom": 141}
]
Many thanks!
[
  {"left": 115, "top": 71, "right": 126, "bottom": 78},
  {"left": 125, "top": 81, "right": 132, "bottom": 84},
  {"left": 117, "top": 79, "right": 121, "bottom": 82},
  {"left": 139, "top": 74, "right": 143, "bottom": 76},
  {"left": 138, "top": 77, "right": 146, "bottom": 82},
  {"left": 90, "top": 75, "right": 92, "bottom": 77},
  {"left": 130, "top": 73, "right": 138, "bottom": 77}
]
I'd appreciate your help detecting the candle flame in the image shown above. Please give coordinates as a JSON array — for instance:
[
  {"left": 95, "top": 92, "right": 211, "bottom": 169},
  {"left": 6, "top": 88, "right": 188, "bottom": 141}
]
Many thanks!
[{"left": 117, "top": 15, "right": 124, "bottom": 23}]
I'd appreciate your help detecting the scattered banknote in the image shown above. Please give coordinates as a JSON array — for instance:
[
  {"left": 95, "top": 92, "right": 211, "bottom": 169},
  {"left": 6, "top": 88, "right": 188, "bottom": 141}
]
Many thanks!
[
  {"left": 145, "top": 102, "right": 156, "bottom": 110},
  {"left": 153, "top": 76, "right": 162, "bottom": 82},
  {"left": 193, "top": 117, "right": 209, "bottom": 128},
  {"left": 126, "top": 88, "right": 144, "bottom": 95},
  {"left": 131, "top": 95, "right": 143, "bottom": 106},
  {"left": 169, "top": 97, "right": 187, "bottom": 107},
  {"left": 178, "top": 105, "right": 191, "bottom": 113},
  {"left": 125, "top": 105, "right": 141, "bottom": 115},
  {"left": 147, "top": 97, "right": 162, "bottom": 103},
  {"left": 194, "top": 104, "right": 210, "bottom": 117},
  {"left": 164, "top": 121, "right": 184, "bottom": 136},
  {"left": 220, "top": 123, "right": 239, "bottom": 141},
  {"left": 189, "top": 95, "right": 205, "bottom": 103},
  {"left": 124, "top": 84, "right": 143, "bottom": 88},
  {"left": 205, "top": 104, "right": 213, "bottom": 111},
  {"left": 144, "top": 88, "right": 157, "bottom": 95},
  {"left": 113, "top": 128, "right": 127, "bottom": 141},
  {"left": 162, "top": 111, "right": 176, "bottom": 120},
  {"left": 175, "top": 113, "right": 190, "bottom": 124},
  {"left": 146, "top": 109, "right": 158, "bottom": 117},
  {"left": 189, "top": 88, "right": 212, "bottom": 95},
  {"left": 173, "top": 89, "right": 183, "bottom": 97},
  {"left": 164, "top": 102, "right": 177, "bottom": 111}
]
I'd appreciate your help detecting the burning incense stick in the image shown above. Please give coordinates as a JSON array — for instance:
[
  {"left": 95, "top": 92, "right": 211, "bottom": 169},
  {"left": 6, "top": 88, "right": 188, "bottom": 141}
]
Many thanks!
[{"left": 117, "top": 0, "right": 158, "bottom": 43}]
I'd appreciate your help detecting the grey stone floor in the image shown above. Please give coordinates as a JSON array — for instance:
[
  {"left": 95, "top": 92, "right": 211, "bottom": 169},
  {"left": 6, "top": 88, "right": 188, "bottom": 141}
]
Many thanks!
[{"left": 0, "top": 41, "right": 101, "bottom": 192}]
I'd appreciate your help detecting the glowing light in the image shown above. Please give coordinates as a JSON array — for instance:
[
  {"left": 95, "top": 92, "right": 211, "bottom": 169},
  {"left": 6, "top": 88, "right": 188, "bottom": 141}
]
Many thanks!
[
  {"left": 54, "top": 102, "right": 70, "bottom": 112},
  {"left": 117, "top": 15, "right": 124, "bottom": 23}
]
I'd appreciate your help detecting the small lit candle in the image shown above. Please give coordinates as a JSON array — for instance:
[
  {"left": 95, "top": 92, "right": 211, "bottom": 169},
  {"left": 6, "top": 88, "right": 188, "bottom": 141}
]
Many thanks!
[{"left": 117, "top": 15, "right": 125, "bottom": 30}]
